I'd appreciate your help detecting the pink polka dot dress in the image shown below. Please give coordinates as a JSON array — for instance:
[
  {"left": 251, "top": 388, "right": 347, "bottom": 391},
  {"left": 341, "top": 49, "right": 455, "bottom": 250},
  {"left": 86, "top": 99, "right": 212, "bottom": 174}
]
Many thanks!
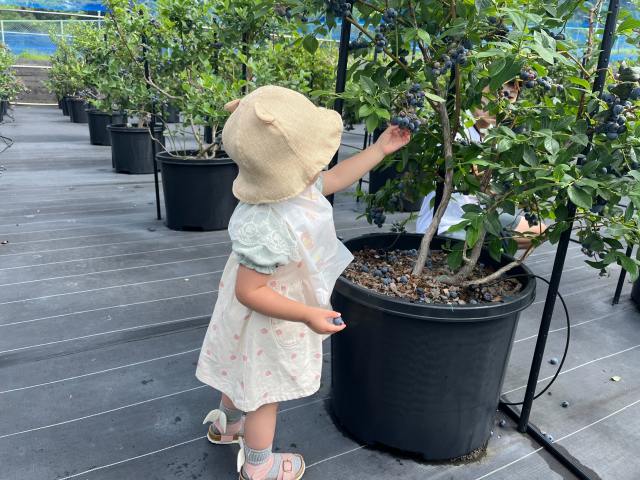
[{"left": 195, "top": 178, "right": 353, "bottom": 412}]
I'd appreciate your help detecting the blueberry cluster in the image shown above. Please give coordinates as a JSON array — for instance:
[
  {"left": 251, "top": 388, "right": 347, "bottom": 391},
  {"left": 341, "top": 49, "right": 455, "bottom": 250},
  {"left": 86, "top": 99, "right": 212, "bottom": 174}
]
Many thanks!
[
  {"left": 373, "top": 31, "right": 387, "bottom": 53},
  {"left": 348, "top": 36, "right": 369, "bottom": 51},
  {"left": 590, "top": 196, "right": 607, "bottom": 214},
  {"left": 595, "top": 93, "right": 629, "bottom": 141},
  {"left": 431, "top": 44, "right": 470, "bottom": 77},
  {"left": 519, "top": 69, "right": 563, "bottom": 94},
  {"left": 275, "top": 4, "right": 308, "bottom": 22},
  {"left": 523, "top": 211, "right": 539, "bottom": 227},
  {"left": 390, "top": 111, "right": 422, "bottom": 132},
  {"left": 369, "top": 207, "right": 386, "bottom": 227},
  {"left": 325, "top": 0, "right": 351, "bottom": 17},
  {"left": 546, "top": 30, "right": 566, "bottom": 41},
  {"left": 631, "top": 87, "right": 640, "bottom": 101},
  {"left": 487, "top": 16, "right": 510, "bottom": 38}
]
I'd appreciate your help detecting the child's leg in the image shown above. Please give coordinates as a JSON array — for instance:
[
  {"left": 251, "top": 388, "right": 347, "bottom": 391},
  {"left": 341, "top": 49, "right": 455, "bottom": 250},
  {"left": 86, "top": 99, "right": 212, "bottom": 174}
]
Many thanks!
[
  {"left": 204, "top": 392, "right": 245, "bottom": 444},
  {"left": 241, "top": 403, "right": 305, "bottom": 480}
]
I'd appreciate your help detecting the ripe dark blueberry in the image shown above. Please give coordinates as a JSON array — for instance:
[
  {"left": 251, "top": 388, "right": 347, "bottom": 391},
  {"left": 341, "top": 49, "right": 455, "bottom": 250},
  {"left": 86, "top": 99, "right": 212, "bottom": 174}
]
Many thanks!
[
  {"left": 602, "top": 92, "right": 616, "bottom": 104},
  {"left": 606, "top": 132, "right": 619, "bottom": 140},
  {"left": 332, "top": 316, "right": 345, "bottom": 326},
  {"left": 399, "top": 275, "right": 409, "bottom": 284},
  {"left": 561, "top": 401, "right": 570, "bottom": 408},
  {"left": 617, "top": 116, "right": 626, "bottom": 125},
  {"left": 498, "top": 419, "right": 507, "bottom": 428},
  {"left": 612, "top": 104, "right": 624, "bottom": 116},
  {"left": 373, "top": 269, "right": 382, "bottom": 277},
  {"left": 520, "top": 70, "right": 529, "bottom": 80},
  {"left": 606, "top": 121, "right": 619, "bottom": 133},
  {"left": 416, "top": 287, "right": 425, "bottom": 296},
  {"left": 525, "top": 80, "right": 536, "bottom": 89},
  {"left": 630, "top": 87, "right": 640, "bottom": 100},
  {"left": 556, "top": 84, "right": 565, "bottom": 93},
  {"left": 360, "top": 265, "right": 370, "bottom": 273},
  {"left": 549, "top": 357, "right": 559, "bottom": 365},
  {"left": 617, "top": 125, "right": 627, "bottom": 135},
  {"left": 483, "top": 293, "right": 493, "bottom": 302},
  {"left": 382, "top": 278, "right": 392, "bottom": 285},
  {"left": 390, "top": 116, "right": 399, "bottom": 126},
  {"left": 381, "top": 267, "right": 389, "bottom": 274},
  {"left": 432, "top": 68, "right": 441, "bottom": 77}
]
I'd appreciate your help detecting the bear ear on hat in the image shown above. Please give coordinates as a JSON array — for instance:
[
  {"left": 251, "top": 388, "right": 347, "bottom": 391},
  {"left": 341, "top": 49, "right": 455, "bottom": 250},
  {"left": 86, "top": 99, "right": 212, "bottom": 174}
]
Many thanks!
[
  {"left": 254, "top": 101, "right": 276, "bottom": 124},
  {"left": 224, "top": 99, "right": 241, "bottom": 113}
]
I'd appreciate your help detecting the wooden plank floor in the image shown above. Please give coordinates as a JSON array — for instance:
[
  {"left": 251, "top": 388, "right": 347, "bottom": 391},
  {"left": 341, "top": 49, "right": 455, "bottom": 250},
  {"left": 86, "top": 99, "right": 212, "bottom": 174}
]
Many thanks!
[{"left": 1, "top": 106, "right": 638, "bottom": 480}]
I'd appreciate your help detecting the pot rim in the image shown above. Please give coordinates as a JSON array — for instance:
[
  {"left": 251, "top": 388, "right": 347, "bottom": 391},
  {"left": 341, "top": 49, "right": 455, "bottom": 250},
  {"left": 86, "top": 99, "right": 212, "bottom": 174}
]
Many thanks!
[
  {"left": 107, "top": 123, "right": 164, "bottom": 133},
  {"left": 156, "top": 149, "right": 234, "bottom": 166},
  {"left": 86, "top": 109, "right": 124, "bottom": 116},
  {"left": 335, "top": 232, "right": 536, "bottom": 322}
]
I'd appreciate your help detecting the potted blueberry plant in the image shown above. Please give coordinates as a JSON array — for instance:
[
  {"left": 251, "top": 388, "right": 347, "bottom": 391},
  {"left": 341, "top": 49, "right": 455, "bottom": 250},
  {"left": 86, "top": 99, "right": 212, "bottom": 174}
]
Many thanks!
[
  {"left": 288, "top": 0, "right": 640, "bottom": 461},
  {"left": 0, "top": 44, "right": 26, "bottom": 121}
]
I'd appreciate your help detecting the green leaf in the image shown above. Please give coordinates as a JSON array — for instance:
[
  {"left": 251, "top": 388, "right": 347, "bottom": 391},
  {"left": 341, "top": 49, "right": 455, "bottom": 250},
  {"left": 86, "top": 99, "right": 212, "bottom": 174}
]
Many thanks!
[
  {"left": 358, "top": 104, "right": 373, "bottom": 117},
  {"left": 618, "top": 254, "right": 639, "bottom": 279},
  {"left": 416, "top": 29, "right": 431, "bottom": 45},
  {"left": 359, "top": 76, "right": 377, "bottom": 95},
  {"left": 531, "top": 43, "right": 555, "bottom": 64},
  {"left": 567, "top": 76, "right": 591, "bottom": 89},
  {"left": 489, "top": 237, "right": 503, "bottom": 262},
  {"left": 489, "top": 56, "right": 524, "bottom": 91},
  {"left": 447, "top": 248, "right": 463, "bottom": 270},
  {"left": 423, "top": 91, "right": 446, "bottom": 103},
  {"left": 618, "top": 16, "right": 640, "bottom": 33},
  {"left": 571, "top": 134, "right": 589, "bottom": 147},
  {"left": 366, "top": 114, "right": 378, "bottom": 134},
  {"left": 375, "top": 108, "right": 390, "bottom": 120},
  {"left": 497, "top": 138, "right": 513, "bottom": 153},
  {"left": 568, "top": 185, "right": 592, "bottom": 209},
  {"left": 544, "top": 137, "right": 560, "bottom": 155}
]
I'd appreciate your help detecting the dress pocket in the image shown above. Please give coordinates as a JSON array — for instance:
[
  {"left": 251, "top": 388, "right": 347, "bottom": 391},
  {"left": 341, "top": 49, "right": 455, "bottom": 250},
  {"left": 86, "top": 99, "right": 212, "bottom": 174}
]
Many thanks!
[{"left": 270, "top": 318, "right": 308, "bottom": 348}]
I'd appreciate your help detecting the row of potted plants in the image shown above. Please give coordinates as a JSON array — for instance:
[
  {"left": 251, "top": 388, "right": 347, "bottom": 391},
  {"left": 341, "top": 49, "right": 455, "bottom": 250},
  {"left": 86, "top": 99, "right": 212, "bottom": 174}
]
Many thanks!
[
  {"left": 46, "top": 0, "right": 337, "bottom": 231},
  {"left": 0, "top": 44, "right": 27, "bottom": 121}
]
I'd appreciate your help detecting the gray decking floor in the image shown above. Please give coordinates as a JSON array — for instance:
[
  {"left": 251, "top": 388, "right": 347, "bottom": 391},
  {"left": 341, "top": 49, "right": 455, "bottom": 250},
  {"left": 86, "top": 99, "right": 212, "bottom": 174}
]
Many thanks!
[{"left": 0, "top": 106, "right": 638, "bottom": 480}]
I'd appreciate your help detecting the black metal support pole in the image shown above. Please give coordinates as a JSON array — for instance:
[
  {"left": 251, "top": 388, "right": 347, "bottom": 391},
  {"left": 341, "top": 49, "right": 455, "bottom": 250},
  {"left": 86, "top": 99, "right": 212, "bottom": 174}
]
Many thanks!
[
  {"left": 327, "top": 16, "right": 351, "bottom": 204},
  {"left": 142, "top": 29, "right": 162, "bottom": 221},
  {"left": 514, "top": 0, "right": 620, "bottom": 434},
  {"left": 612, "top": 244, "right": 634, "bottom": 304},
  {"left": 241, "top": 32, "right": 249, "bottom": 95}
]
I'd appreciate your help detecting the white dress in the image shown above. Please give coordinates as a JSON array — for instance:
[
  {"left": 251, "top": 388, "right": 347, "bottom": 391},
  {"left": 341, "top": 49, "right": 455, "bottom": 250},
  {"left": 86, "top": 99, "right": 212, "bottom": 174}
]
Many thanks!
[{"left": 195, "top": 179, "right": 353, "bottom": 412}]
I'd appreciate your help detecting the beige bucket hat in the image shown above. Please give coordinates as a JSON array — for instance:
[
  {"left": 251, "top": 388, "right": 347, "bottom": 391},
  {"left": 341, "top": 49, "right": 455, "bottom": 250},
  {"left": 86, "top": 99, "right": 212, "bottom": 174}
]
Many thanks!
[{"left": 221, "top": 85, "right": 343, "bottom": 204}]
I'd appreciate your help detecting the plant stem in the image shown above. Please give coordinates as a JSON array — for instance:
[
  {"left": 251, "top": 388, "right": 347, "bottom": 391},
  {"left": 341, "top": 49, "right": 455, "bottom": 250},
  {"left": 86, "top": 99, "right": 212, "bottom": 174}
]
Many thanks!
[{"left": 412, "top": 97, "right": 455, "bottom": 276}]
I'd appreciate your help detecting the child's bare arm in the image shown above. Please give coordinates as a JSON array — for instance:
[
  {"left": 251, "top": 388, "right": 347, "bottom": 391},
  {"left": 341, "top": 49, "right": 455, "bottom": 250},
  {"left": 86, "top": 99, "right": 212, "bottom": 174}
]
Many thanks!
[
  {"left": 322, "top": 125, "right": 411, "bottom": 196},
  {"left": 235, "top": 265, "right": 345, "bottom": 334}
]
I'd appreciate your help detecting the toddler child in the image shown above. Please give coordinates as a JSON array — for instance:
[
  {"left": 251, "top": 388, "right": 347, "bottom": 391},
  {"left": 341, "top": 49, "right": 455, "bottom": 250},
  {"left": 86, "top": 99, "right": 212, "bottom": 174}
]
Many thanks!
[{"left": 195, "top": 85, "right": 410, "bottom": 480}]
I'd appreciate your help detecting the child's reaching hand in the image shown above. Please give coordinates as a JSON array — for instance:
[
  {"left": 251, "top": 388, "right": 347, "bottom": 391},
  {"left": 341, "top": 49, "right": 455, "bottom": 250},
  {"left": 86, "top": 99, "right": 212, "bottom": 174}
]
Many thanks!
[{"left": 374, "top": 125, "right": 412, "bottom": 156}]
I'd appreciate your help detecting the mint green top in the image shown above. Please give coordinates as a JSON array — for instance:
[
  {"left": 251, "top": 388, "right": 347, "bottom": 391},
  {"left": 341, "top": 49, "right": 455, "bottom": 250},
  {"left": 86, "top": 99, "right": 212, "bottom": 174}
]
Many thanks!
[{"left": 231, "top": 175, "right": 323, "bottom": 274}]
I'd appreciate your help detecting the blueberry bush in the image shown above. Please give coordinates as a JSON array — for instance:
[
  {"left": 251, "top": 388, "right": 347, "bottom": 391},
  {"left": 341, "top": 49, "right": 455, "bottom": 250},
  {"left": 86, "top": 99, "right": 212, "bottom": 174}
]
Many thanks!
[
  {"left": 287, "top": 0, "right": 640, "bottom": 285},
  {"left": 0, "top": 44, "right": 27, "bottom": 105}
]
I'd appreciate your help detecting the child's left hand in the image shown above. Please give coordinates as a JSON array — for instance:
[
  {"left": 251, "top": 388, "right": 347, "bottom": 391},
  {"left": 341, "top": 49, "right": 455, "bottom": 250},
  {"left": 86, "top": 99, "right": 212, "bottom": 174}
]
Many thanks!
[{"left": 375, "top": 125, "right": 412, "bottom": 156}]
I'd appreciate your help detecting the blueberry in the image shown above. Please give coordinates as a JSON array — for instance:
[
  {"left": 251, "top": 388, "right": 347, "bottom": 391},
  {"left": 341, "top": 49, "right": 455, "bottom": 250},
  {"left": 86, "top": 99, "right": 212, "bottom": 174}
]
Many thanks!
[
  {"left": 520, "top": 70, "right": 530, "bottom": 80},
  {"left": 630, "top": 87, "right": 640, "bottom": 100},
  {"left": 470, "top": 299, "right": 478, "bottom": 304},
  {"left": 483, "top": 293, "right": 493, "bottom": 302},
  {"left": 360, "top": 265, "right": 370, "bottom": 273},
  {"left": 606, "top": 132, "right": 619, "bottom": 140},
  {"left": 561, "top": 401, "right": 569, "bottom": 408},
  {"left": 617, "top": 125, "right": 627, "bottom": 134},
  {"left": 416, "top": 287, "right": 425, "bottom": 295},
  {"left": 381, "top": 266, "right": 389, "bottom": 274},
  {"left": 449, "top": 291, "right": 458, "bottom": 299},
  {"left": 525, "top": 80, "right": 536, "bottom": 89},
  {"left": 602, "top": 92, "right": 616, "bottom": 104},
  {"left": 617, "top": 116, "right": 626, "bottom": 125},
  {"left": 498, "top": 419, "right": 507, "bottom": 428},
  {"left": 549, "top": 357, "right": 559, "bottom": 365},
  {"left": 373, "top": 269, "right": 382, "bottom": 277},
  {"left": 399, "top": 275, "right": 409, "bottom": 284},
  {"left": 546, "top": 434, "right": 554, "bottom": 442},
  {"left": 612, "top": 104, "right": 624, "bottom": 115},
  {"left": 332, "top": 316, "right": 345, "bottom": 326},
  {"left": 382, "top": 278, "right": 392, "bottom": 285},
  {"left": 432, "top": 68, "right": 441, "bottom": 77}
]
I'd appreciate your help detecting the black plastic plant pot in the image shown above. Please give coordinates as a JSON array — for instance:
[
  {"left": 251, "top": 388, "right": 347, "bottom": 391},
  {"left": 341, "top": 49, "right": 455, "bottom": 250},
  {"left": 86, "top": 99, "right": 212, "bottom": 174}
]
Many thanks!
[
  {"left": 87, "top": 110, "right": 125, "bottom": 146},
  {"left": 61, "top": 96, "right": 70, "bottom": 116},
  {"left": 156, "top": 150, "right": 239, "bottom": 231},
  {"left": 165, "top": 104, "right": 180, "bottom": 123},
  {"left": 57, "top": 98, "right": 63, "bottom": 109},
  {"left": 369, "top": 162, "right": 422, "bottom": 212},
  {"left": 0, "top": 100, "right": 7, "bottom": 116},
  {"left": 330, "top": 233, "right": 536, "bottom": 461},
  {"left": 67, "top": 98, "right": 89, "bottom": 123},
  {"left": 632, "top": 279, "right": 640, "bottom": 306},
  {"left": 107, "top": 124, "right": 164, "bottom": 174}
]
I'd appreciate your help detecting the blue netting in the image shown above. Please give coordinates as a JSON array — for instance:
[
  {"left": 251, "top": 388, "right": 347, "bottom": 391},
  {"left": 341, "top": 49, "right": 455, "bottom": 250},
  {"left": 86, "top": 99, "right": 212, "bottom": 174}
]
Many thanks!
[{"left": 3, "top": 1, "right": 106, "bottom": 12}]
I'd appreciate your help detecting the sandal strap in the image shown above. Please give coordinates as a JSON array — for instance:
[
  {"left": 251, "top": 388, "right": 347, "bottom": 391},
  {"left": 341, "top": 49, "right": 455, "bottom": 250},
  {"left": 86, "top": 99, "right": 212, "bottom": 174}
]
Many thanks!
[{"left": 203, "top": 409, "right": 227, "bottom": 433}]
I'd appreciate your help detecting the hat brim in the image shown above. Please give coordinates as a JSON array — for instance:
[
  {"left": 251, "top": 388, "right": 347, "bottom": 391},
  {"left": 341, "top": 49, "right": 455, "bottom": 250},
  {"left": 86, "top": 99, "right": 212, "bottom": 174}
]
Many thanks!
[{"left": 232, "top": 108, "right": 343, "bottom": 204}]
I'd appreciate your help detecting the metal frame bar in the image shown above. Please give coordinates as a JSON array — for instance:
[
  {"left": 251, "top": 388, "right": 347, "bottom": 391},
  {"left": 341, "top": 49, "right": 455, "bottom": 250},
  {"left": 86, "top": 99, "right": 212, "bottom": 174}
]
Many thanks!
[{"left": 328, "top": 16, "right": 352, "bottom": 205}]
